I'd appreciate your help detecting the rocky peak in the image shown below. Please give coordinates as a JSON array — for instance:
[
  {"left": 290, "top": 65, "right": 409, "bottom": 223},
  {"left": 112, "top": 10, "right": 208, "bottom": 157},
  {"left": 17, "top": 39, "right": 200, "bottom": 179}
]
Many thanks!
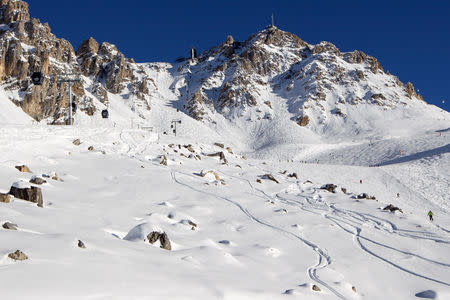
[
  {"left": 252, "top": 26, "right": 308, "bottom": 49},
  {"left": 76, "top": 37, "right": 99, "bottom": 57},
  {"left": 0, "top": 0, "right": 29, "bottom": 24}
]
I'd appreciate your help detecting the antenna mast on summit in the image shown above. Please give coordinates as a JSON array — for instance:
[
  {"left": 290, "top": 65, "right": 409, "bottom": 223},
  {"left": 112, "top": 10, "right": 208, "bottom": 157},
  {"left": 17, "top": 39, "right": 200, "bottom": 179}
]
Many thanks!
[{"left": 271, "top": 14, "right": 274, "bottom": 27}]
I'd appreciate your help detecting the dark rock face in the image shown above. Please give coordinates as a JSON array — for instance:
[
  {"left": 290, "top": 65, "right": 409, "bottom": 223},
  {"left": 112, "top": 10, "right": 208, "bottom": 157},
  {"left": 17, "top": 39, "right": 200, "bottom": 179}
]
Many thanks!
[
  {"left": 9, "top": 185, "right": 43, "bottom": 207},
  {"left": 0, "top": 0, "right": 150, "bottom": 123}
]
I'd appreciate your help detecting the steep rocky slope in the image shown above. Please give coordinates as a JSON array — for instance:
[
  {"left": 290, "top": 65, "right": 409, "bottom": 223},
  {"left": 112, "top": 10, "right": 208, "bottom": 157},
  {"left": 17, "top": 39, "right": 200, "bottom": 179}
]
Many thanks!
[
  {"left": 0, "top": 0, "right": 446, "bottom": 143},
  {"left": 0, "top": 0, "right": 151, "bottom": 123}
]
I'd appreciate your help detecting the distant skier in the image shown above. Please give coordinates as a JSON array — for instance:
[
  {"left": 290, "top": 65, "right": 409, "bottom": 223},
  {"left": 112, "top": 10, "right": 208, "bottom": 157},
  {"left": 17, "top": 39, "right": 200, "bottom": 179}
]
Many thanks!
[
  {"left": 360, "top": 179, "right": 363, "bottom": 184},
  {"left": 428, "top": 210, "right": 434, "bottom": 221},
  {"left": 397, "top": 193, "right": 400, "bottom": 198}
]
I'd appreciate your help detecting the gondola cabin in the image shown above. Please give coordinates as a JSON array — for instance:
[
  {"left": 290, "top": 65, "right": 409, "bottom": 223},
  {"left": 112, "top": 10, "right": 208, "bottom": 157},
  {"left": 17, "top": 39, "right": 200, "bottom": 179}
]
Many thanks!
[{"left": 101, "top": 109, "right": 109, "bottom": 119}]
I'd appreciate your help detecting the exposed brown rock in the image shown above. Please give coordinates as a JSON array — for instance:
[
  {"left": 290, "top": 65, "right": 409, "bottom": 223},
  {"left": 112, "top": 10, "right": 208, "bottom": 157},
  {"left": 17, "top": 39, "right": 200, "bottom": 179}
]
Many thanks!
[
  {"left": 73, "top": 138, "right": 81, "bottom": 146},
  {"left": 159, "top": 232, "right": 171, "bottom": 250},
  {"left": 8, "top": 250, "right": 28, "bottom": 261},
  {"left": 15, "top": 165, "right": 31, "bottom": 173},
  {"left": 296, "top": 115, "right": 309, "bottom": 126},
  {"left": 160, "top": 155, "right": 167, "bottom": 166},
  {"left": 312, "top": 285, "right": 321, "bottom": 292},
  {"left": 147, "top": 231, "right": 160, "bottom": 244},
  {"left": 0, "top": 192, "right": 11, "bottom": 203},
  {"left": 9, "top": 184, "right": 43, "bottom": 207}
]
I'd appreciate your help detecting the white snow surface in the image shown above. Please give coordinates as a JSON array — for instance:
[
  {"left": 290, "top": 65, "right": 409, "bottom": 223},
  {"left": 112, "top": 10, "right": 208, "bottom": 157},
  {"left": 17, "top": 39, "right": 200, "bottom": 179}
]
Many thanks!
[{"left": 0, "top": 113, "right": 449, "bottom": 299}]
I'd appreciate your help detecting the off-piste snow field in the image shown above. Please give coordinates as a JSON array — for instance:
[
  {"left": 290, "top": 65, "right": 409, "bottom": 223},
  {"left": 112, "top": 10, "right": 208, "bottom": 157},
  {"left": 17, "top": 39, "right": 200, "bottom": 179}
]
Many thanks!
[{"left": 0, "top": 97, "right": 449, "bottom": 300}]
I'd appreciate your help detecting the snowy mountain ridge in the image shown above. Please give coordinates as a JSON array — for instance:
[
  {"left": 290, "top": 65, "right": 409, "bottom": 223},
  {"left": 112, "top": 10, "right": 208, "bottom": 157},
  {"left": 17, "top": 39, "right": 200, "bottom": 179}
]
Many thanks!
[{"left": 1, "top": 0, "right": 448, "bottom": 148}]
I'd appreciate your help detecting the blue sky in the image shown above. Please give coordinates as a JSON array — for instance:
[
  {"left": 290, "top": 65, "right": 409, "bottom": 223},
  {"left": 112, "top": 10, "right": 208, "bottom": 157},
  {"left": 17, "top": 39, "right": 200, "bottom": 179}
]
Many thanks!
[{"left": 28, "top": 0, "right": 449, "bottom": 111}]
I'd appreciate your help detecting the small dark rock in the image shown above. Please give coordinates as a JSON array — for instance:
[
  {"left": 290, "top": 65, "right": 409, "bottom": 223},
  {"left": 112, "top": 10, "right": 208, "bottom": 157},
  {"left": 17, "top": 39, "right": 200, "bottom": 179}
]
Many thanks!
[
  {"left": 2, "top": 222, "right": 18, "bottom": 230},
  {"left": 383, "top": 204, "right": 403, "bottom": 213},
  {"left": 78, "top": 240, "right": 86, "bottom": 248},
  {"left": 73, "top": 139, "right": 81, "bottom": 146},
  {"left": 288, "top": 172, "right": 298, "bottom": 179},
  {"left": 214, "top": 142, "right": 225, "bottom": 148},
  {"left": 341, "top": 188, "right": 347, "bottom": 194},
  {"left": 262, "top": 174, "right": 279, "bottom": 184},
  {"left": 312, "top": 284, "right": 321, "bottom": 291},
  {"left": 88, "top": 146, "right": 94, "bottom": 151}
]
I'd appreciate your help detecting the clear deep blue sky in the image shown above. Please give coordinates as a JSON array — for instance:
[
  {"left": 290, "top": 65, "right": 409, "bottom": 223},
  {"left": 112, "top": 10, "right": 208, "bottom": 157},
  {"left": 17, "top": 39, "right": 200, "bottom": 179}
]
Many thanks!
[{"left": 27, "top": 0, "right": 449, "bottom": 111}]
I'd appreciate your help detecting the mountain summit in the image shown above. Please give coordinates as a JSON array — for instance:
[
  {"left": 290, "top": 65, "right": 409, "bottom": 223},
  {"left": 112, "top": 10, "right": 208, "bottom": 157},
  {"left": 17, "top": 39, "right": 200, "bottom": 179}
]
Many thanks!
[{"left": 0, "top": 0, "right": 447, "bottom": 145}]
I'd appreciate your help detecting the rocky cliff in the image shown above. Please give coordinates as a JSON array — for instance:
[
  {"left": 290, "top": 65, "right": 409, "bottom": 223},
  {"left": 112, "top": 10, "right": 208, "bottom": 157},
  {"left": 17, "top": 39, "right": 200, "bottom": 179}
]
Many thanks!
[
  {"left": 0, "top": 0, "right": 150, "bottom": 123},
  {"left": 0, "top": 0, "right": 428, "bottom": 133},
  {"left": 176, "top": 26, "right": 424, "bottom": 126}
]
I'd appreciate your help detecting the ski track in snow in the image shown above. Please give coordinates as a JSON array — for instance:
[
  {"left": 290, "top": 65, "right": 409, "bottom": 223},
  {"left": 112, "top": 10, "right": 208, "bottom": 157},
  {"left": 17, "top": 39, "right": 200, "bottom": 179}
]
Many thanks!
[{"left": 271, "top": 184, "right": 450, "bottom": 288}]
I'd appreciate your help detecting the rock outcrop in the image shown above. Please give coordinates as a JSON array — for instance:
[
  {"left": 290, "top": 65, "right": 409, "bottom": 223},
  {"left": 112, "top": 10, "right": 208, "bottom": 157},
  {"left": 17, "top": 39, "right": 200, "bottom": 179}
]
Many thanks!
[
  {"left": 9, "top": 182, "right": 43, "bottom": 207},
  {"left": 0, "top": 0, "right": 150, "bottom": 123}
]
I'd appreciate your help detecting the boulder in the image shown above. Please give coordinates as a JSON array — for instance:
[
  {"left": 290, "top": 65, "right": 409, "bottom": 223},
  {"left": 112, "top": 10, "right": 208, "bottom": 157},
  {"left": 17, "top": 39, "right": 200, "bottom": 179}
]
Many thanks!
[
  {"left": 0, "top": 193, "right": 11, "bottom": 203},
  {"left": 15, "top": 165, "right": 31, "bottom": 173},
  {"left": 160, "top": 155, "right": 167, "bottom": 166},
  {"left": 147, "top": 231, "right": 160, "bottom": 244},
  {"left": 341, "top": 188, "right": 347, "bottom": 194},
  {"left": 320, "top": 184, "right": 337, "bottom": 193},
  {"left": 2, "top": 222, "right": 18, "bottom": 230},
  {"left": 159, "top": 232, "right": 171, "bottom": 250},
  {"left": 29, "top": 176, "right": 46, "bottom": 185},
  {"left": 312, "top": 285, "right": 321, "bottom": 291},
  {"left": 8, "top": 250, "right": 28, "bottom": 261},
  {"left": 226, "top": 147, "right": 233, "bottom": 154},
  {"left": 9, "top": 182, "right": 43, "bottom": 207},
  {"left": 88, "top": 146, "right": 94, "bottom": 151},
  {"left": 214, "top": 142, "right": 225, "bottom": 148},
  {"left": 73, "top": 138, "right": 81, "bottom": 146}
]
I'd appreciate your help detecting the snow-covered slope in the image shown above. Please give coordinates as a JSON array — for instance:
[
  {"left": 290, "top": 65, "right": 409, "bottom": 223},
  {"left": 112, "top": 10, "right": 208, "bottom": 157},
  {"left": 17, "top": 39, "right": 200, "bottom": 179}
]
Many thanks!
[{"left": 0, "top": 124, "right": 449, "bottom": 299}]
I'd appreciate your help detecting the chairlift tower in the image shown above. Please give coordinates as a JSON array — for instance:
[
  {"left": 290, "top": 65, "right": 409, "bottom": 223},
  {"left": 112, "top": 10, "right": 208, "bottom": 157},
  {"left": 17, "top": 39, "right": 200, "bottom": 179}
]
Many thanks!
[
  {"left": 58, "top": 75, "right": 81, "bottom": 125},
  {"left": 171, "top": 119, "right": 182, "bottom": 136}
]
